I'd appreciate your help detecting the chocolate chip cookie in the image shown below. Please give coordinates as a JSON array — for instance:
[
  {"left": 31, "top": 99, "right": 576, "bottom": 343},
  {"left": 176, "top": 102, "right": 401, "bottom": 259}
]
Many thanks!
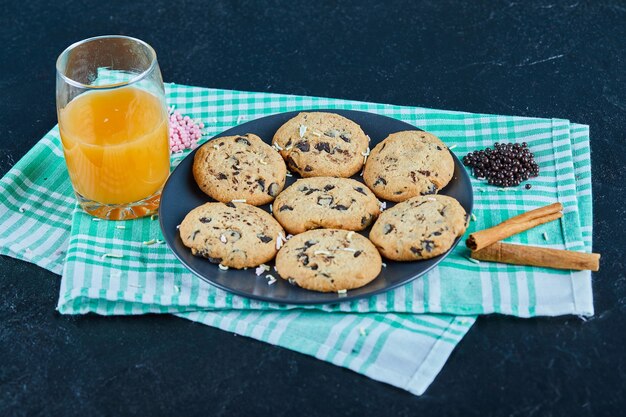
[
  {"left": 272, "top": 112, "right": 369, "bottom": 178},
  {"left": 369, "top": 195, "right": 468, "bottom": 261},
  {"left": 179, "top": 202, "right": 285, "bottom": 269},
  {"left": 272, "top": 177, "right": 381, "bottom": 234},
  {"left": 275, "top": 229, "right": 382, "bottom": 292},
  {"left": 193, "top": 133, "right": 286, "bottom": 205},
  {"left": 363, "top": 130, "right": 454, "bottom": 202}
]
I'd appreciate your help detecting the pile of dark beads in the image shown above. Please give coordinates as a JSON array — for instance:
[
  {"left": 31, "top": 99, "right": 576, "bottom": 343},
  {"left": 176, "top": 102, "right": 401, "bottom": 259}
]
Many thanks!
[{"left": 462, "top": 142, "right": 539, "bottom": 187}]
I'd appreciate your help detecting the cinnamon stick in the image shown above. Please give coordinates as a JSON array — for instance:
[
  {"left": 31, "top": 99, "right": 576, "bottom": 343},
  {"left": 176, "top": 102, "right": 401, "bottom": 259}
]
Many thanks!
[
  {"left": 466, "top": 202, "right": 563, "bottom": 251},
  {"left": 470, "top": 242, "right": 600, "bottom": 271}
]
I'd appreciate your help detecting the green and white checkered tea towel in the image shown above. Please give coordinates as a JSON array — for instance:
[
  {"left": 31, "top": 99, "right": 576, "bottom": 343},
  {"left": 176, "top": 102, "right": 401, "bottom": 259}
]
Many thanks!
[{"left": 0, "top": 84, "right": 593, "bottom": 395}]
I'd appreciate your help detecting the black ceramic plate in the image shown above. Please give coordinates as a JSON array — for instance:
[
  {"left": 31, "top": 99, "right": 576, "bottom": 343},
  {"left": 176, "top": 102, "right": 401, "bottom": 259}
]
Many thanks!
[{"left": 160, "top": 110, "right": 473, "bottom": 305}]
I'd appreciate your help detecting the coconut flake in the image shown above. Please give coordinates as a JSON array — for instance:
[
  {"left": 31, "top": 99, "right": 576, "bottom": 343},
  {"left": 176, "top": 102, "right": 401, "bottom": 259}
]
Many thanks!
[
  {"left": 220, "top": 234, "right": 227, "bottom": 243},
  {"left": 101, "top": 253, "right": 124, "bottom": 260},
  {"left": 379, "top": 201, "right": 387, "bottom": 211},
  {"left": 255, "top": 266, "right": 265, "bottom": 276},
  {"left": 346, "top": 231, "right": 355, "bottom": 241},
  {"left": 299, "top": 125, "right": 307, "bottom": 138},
  {"left": 276, "top": 233, "right": 286, "bottom": 250},
  {"left": 231, "top": 199, "right": 247, "bottom": 203},
  {"left": 218, "top": 263, "right": 229, "bottom": 270}
]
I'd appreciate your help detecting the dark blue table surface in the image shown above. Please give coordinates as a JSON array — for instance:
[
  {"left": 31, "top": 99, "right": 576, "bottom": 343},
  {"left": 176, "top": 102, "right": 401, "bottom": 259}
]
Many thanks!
[{"left": 1, "top": 1, "right": 624, "bottom": 416}]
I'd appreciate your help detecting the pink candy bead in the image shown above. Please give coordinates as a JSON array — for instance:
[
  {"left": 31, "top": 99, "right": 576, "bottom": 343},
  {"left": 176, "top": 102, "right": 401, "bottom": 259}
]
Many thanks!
[{"left": 168, "top": 109, "right": 206, "bottom": 153}]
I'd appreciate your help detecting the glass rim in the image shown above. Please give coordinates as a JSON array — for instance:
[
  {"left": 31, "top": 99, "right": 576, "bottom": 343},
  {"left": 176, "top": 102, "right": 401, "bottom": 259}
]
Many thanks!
[{"left": 56, "top": 35, "right": 158, "bottom": 90}]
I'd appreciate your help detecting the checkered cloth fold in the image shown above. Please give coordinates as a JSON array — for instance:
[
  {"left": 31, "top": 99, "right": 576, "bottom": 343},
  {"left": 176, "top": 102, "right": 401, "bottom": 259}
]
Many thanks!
[{"left": 0, "top": 84, "right": 593, "bottom": 395}]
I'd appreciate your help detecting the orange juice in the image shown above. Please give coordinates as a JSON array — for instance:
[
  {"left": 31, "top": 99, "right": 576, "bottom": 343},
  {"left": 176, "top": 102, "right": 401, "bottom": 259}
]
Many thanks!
[{"left": 59, "top": 87, "right": 170, "bottom": 205}]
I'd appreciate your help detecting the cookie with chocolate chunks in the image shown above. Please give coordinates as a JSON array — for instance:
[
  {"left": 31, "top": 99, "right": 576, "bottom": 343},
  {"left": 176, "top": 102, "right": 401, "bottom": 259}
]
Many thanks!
[
  {"left": 193, "top": 133, "right": 286, "bottom": 205},
  {"left": 275, "top": 229, "right": 381, "bottom": 292},
  {"left": 272, "top": 177, "right": 381, "bottom": 234},
  {"left": 363, "top": 130, "right": 454, "bottom": 202},
  {"left": 179, "top": 202, "right": 285, "bottom": 269},
  {"left": 272, "top": 112, "right": 369, "bottom": 178},
  {"left": 369, "top": 195, "right": 467, "bottom": 261}
]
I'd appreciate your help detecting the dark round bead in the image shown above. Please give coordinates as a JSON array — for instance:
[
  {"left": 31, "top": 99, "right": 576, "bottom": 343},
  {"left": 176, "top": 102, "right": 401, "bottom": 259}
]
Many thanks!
[{"left": 525, "top": 183, "right": 532, "bottom": 190}]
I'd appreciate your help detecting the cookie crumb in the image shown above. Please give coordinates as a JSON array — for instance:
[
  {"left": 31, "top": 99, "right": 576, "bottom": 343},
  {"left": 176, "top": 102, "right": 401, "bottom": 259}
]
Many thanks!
[
  {"left": 143, "top": 239, "right": 157, "bottom": 246},
  {"left": 150, "top": 214, "right": 158, "bottom": 221}
]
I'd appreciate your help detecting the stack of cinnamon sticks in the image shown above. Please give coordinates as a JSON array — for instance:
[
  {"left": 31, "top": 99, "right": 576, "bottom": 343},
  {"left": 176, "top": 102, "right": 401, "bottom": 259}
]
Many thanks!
[{"left": 466, "top": 202, "right": 600, "bottom": 271}]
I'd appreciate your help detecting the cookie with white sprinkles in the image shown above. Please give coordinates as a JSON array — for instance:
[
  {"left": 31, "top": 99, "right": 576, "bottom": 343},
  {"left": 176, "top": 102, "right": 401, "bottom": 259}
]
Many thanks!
[
  {"left": 363, "top": 130, "right": 455, "bottom": 202},
  {"left": 272, "top": 177, "right": 381, "bottom": 234},
  {"left": 272, "top": 112, "right": 369, "bottom": 178},
  {"left": 369, "top": 195, "right": 468, "bottom": 261},
  {"left": 179, "top": 202, "right": 285, "bottom": 269},
  {"left": 275, "top": 229, "right": 382, "bottom": 292},
  {"left": 193, "top": 133, "right": 286, "bottom": 205}
]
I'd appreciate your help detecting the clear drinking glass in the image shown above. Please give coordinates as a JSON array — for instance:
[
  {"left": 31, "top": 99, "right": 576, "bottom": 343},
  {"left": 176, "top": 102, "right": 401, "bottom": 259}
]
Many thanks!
[{"left": 56, "top": 35, "right": 170, "bottom": 220}]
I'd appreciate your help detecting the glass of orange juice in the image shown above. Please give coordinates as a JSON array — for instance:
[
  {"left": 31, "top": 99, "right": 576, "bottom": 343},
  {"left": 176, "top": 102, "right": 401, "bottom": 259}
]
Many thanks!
[{"left": 56, "top": 36, "right": 170, "bottom": 220}]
